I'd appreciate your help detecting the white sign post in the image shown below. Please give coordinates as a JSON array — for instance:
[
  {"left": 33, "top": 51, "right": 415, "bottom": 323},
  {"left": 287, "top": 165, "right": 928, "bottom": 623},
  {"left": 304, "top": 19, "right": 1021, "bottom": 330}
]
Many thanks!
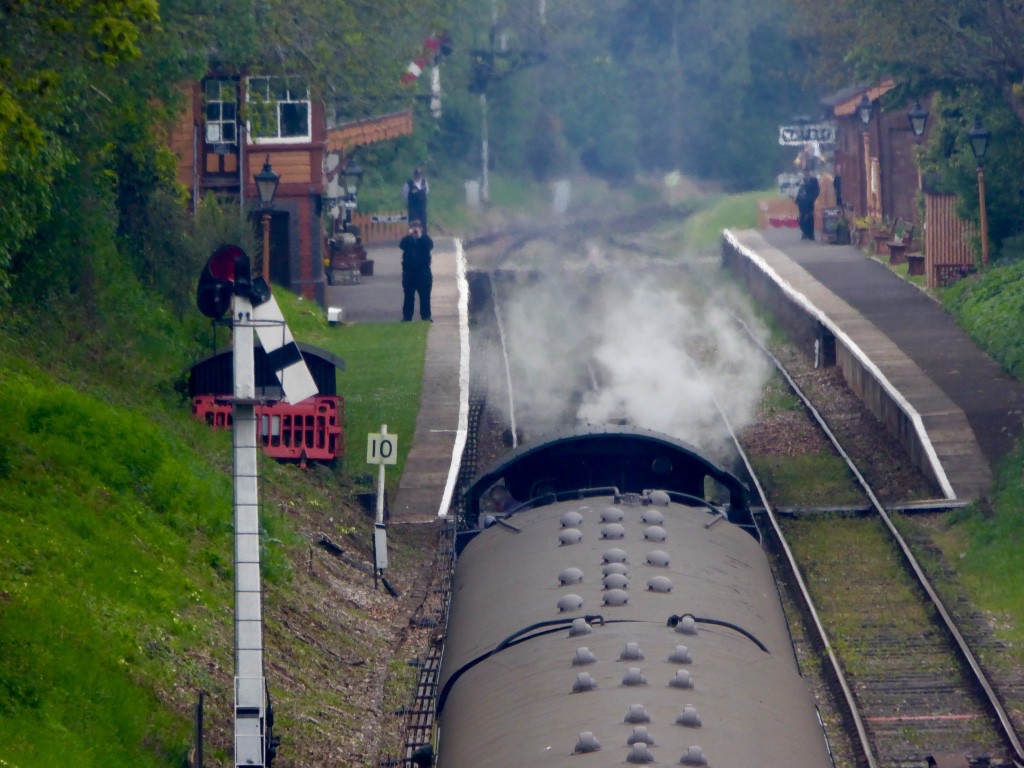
[{"left": 366, "top": 425, "right": 397, "bottom": 583}]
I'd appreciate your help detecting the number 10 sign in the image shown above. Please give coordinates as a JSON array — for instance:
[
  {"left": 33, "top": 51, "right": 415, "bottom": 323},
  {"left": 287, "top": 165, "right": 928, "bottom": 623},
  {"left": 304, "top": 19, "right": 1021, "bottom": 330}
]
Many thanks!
[{"left": 367, "top": 428, "right": 398, "bottom": 465}]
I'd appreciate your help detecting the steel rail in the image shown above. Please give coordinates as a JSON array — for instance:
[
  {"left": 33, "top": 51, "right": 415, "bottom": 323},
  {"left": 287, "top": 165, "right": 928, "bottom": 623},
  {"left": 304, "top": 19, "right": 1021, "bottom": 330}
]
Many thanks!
[
  {"left": 712, "top": 387, "right": 879, "bottom": 768},
  {"left": 734, "top": 316, "right": 1024, "bottom": 767}
]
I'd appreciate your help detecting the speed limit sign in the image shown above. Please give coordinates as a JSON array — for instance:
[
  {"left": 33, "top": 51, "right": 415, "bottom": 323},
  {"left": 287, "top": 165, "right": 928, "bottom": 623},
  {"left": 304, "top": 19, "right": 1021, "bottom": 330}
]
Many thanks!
[{"left": 367, "top": 431, "right": 398, "bottom": 465}]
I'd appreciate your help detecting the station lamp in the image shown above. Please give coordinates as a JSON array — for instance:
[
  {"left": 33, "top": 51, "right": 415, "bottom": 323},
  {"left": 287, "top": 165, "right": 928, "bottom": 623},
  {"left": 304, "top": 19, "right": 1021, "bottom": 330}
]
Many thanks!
[
  {"left": 857, "top": 94, "right": 875, "bottom": 216},
  {"left": 908, "top": 101, "right": 929, "bottom": 139},
  {"left": 342, "top": 160, "right": 364, "bottom": 200},
  {"left": 857, "top": 94, "right": 874, "bottom": 129},
  {"left": 340, "top": 160, "right": 364, "bottom": 231},
  {"left": 968, "top": 117, "right": 991, "bottom": 164},
  {"left": 253, "top": 156, "right": 279, "bottom": 283},
  {"left": 968, "top": 117, "right": 992, "bottom": 267},
  {"left": 254, "top": 156, "right": 280, "bottom": 208}
]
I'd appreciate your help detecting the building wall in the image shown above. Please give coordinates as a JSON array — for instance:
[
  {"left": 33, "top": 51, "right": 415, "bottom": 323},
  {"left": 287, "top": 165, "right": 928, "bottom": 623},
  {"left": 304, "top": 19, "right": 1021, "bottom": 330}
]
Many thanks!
[
  {"left": 168, "top": 85, "right": 199, "bottom": 199},
  {"left": 833, "top": 116, "right": 868, "bottom": 216},
  {"left": 832, "top": 92, "right": 931, "bottom": 230},
  {"left": 879, "top": 113, "right": 920, "bottom": 225},
  {"left": 170, "top": 79, "right": 327, "bottom": 301}
]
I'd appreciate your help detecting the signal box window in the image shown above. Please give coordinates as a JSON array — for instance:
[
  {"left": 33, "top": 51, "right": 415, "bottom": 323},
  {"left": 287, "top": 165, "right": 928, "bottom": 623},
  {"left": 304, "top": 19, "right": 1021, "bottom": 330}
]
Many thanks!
[
  {"left": 204, "top": 79, "right": 238, "bottom": 145},
  {"left": 248, "top": 76, "right": 311, "bottom": 143}
]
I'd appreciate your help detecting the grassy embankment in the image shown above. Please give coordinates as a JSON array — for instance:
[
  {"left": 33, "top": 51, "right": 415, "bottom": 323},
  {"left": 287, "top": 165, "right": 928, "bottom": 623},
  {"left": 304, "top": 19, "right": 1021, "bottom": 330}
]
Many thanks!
[{"left": 0, "top": 271, "right": 427, "bottom": 765}]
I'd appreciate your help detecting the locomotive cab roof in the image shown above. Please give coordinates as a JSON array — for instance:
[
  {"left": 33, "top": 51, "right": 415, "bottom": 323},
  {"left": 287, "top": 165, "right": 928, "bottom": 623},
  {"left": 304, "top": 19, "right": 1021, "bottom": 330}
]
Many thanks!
[{"left": 463, "top": 424, "right": 750, "bottom": 530}]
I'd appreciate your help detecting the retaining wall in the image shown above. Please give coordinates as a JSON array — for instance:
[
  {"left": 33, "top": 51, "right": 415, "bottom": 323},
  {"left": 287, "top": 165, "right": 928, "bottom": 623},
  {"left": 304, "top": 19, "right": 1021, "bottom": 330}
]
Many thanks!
[{"left": 721, "top": 233, "right": 951, "bottom": 498}]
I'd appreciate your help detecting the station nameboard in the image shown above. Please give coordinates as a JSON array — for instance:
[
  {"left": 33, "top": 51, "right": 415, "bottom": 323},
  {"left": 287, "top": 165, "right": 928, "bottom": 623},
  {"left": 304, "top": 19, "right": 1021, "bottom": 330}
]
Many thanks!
[{"left": 779, "top": 121, "right": 837, "bottom": 146}]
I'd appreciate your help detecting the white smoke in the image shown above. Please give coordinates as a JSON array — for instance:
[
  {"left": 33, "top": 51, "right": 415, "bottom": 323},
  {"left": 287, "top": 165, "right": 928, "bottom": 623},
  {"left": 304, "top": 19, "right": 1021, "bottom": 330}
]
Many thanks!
[{"left": 485, "top": 265, "right": 772, "bottom": 458}]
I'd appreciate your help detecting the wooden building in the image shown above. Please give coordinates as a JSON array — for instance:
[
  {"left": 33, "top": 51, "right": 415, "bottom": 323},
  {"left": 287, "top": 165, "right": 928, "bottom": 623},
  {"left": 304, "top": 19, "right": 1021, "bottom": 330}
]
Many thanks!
[
  {"left": 169, "top": 75, "right": 329, "bottom": 301},
  {"left": 827, "top": 84, "right": 977, "bottom": 286},
  {"left": 827, "top": 80, "right": 926, "bottom": 227}
]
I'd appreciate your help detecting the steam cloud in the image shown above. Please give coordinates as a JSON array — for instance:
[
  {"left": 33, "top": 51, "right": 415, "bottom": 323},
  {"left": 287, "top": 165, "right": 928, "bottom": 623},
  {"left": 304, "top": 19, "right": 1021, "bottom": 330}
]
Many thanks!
[{"left": 484, "top": 265, "right": 773, "bottom": 461}]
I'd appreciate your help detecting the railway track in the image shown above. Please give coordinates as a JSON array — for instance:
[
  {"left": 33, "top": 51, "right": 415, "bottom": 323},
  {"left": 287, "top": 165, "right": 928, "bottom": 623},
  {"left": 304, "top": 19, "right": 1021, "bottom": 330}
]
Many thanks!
[{"left": 733, "top": 325, "right": 1024, "bottom": 768}]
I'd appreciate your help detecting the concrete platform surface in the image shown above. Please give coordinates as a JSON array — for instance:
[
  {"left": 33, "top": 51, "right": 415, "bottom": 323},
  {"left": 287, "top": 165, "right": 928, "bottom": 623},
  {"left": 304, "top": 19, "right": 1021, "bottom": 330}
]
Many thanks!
[
  {"left": 324, "top": 239, "right": 469, "bottom": 522},
  {"left": 729, "top": 227, "right": 1024, "bottom": 501}
]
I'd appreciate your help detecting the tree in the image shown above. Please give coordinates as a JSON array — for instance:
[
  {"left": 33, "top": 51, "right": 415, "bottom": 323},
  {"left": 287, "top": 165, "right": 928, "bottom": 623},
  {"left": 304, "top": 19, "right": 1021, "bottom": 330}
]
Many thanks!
[
  {"left": 0, "top": 0, "right": 162, "bottom": 291},
  {"left": 587, "top": 0, "right": 811, "bottom": 187},
  {"left": 792, "top": 0, "right": 1024, "bottom": 127}
]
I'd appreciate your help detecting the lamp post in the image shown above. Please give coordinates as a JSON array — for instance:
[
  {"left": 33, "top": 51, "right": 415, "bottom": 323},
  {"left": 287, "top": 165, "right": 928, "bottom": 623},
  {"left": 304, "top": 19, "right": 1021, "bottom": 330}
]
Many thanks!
[
  {"left": 908, "top": 99, "right": 929, "bottom": 197},
  {"left": 857, "top": 94, "right": 874, "bottom": 217},
  {"left": 340, "top": 160, "right": 364, "bottom": 232},
  {"left": 253, "top": 155, "right": 280, "bottom": 283},
  {"left": 968, "top": 117, "right": 991, "bottom": 267}
]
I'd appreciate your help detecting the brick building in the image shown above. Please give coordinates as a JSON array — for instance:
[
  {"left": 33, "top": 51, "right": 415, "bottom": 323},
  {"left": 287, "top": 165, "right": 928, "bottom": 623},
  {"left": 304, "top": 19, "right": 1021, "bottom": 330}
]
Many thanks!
[
  {"left": 169, "top": 74, "right": 412, "bottom": 303},
  {"left": 826, "top": 80, "right": 929, "bottom": 228}
]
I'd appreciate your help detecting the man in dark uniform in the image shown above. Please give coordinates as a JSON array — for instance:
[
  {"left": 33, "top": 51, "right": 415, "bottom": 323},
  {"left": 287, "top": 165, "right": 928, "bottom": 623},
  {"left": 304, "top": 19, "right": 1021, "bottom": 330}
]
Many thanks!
[
  {"left": 402, "top": 169, "right": 429, "bottom": 233},
  {"left": 400, "top": 220, "right": 433, "bottom": 322},
  {"left": 795, "top": 169, "right": 820, "bottom": 240}
]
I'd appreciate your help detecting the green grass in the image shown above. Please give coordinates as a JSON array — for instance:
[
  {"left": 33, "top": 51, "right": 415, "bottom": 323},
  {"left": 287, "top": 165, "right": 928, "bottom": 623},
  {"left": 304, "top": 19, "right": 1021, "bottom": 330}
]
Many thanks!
[
  {"left": 748, "top": 453, "right": 863, "bottom": 508},
  {"left": 678, "top": 189, "right": 768, "bottom": 252},
  {"left": 0, "top": 370, "right": 235, "bottom": 767},
  {"left": 757, "top": 371, "right": 804, "bottom": 418},
  {"left": 273, "top": 288, "right": 429, "bottom": 492},
  {"left": 927, "top": 452, "right": 1024, "bottom": 649},
  {"left": 0, "top": 279, "right": 430, "bottom": 766},
  {"left": 782, "top": 517, "right": 934, "bottom": 677},
  {"left": 941, "top": 258, "right": 1024, "bottom": 379},
  {"left": 742, "top": 352, "right": 861, "bottom": 508}
]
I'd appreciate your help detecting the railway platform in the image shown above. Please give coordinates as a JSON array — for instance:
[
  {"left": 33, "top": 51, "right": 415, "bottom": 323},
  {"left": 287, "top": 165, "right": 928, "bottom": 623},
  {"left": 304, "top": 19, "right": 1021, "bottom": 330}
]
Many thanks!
[
  {"left": 725, "top": 226, "right": 1024, "bottom": 502},
  {"left": 323, "top": 237, "right": 469, "bottom": 523}
]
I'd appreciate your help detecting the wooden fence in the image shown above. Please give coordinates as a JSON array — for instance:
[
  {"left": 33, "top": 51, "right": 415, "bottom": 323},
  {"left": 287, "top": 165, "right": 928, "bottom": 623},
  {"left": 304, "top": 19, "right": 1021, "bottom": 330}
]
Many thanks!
[
  {"left": 350, "top": 212, "right": 409, "bottom": 244},
  {"left": 923, "top": 193, "right": 976, "bottom": 287}
]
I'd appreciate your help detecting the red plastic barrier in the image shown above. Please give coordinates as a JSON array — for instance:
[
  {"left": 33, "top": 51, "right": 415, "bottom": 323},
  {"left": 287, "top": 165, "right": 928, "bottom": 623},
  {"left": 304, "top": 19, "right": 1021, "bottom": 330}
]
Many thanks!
[{"left": 192, "top": 395, "right": 345, "bottom": 462}]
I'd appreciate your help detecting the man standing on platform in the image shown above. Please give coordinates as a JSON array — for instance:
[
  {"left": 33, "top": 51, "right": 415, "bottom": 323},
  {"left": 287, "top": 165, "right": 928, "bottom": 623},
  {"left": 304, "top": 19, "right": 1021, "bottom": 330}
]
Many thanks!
[
  {"left": 400, "top": 220, "right": 433, "bottom": 322},
  {"left": 402, "top": 169, "right": 429, "bottom": 233},
  {"left": 795, "top": 169, "right": 820, "bottom": 241}
]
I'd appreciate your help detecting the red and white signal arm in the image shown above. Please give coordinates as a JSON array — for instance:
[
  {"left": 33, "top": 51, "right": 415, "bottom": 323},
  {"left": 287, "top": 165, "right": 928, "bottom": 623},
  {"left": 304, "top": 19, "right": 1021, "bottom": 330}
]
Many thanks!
[{"left": 367, "top": 432, "right": 398, "bottom": 465}]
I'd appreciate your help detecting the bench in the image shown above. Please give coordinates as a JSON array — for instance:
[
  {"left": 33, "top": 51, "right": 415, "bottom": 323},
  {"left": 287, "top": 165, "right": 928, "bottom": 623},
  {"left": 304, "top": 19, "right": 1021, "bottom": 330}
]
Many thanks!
[{"left": 887, "top": 220, "right": 916, "bottom": 265}]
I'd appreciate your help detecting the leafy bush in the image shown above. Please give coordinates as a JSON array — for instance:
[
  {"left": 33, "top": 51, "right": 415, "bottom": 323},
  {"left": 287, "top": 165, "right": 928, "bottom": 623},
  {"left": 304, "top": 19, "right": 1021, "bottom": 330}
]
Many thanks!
[{"left": 942, "top": 260, "right": 1024, "bottom": 378}]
